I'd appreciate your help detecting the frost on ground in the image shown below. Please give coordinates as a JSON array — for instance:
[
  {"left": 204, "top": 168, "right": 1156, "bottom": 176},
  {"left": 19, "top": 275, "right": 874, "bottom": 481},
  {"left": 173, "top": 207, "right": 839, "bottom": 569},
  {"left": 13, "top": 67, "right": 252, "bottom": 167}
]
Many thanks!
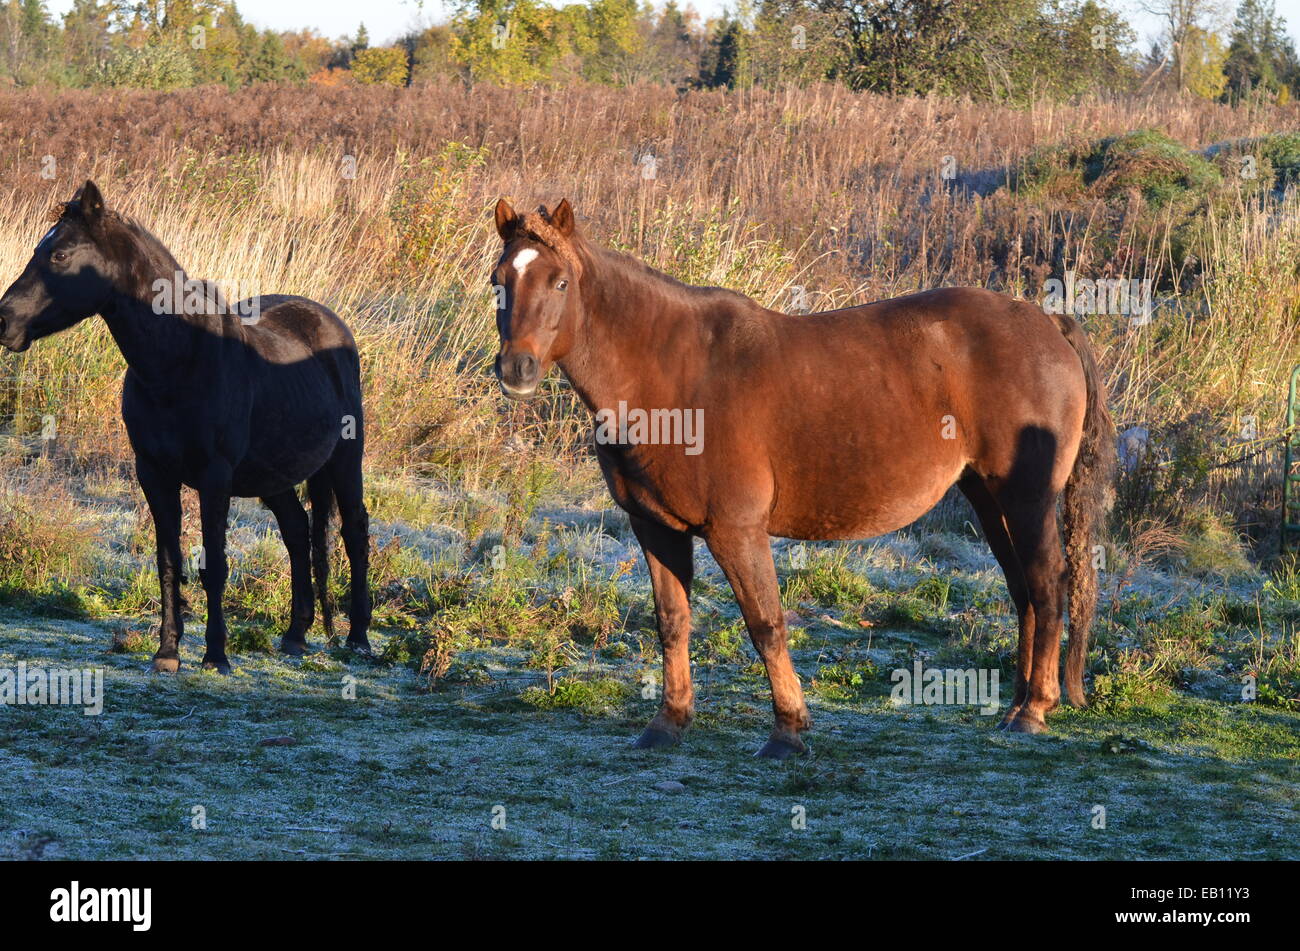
[{"left": 0, "top": 479, "right": 1297, "bottom": 860}]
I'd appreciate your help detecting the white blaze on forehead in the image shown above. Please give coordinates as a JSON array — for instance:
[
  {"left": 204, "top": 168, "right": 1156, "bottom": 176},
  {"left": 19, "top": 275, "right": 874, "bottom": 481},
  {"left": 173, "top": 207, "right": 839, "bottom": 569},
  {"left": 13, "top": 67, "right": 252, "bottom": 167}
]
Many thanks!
[{"left": 511, "top": 248, "right": 539, "bottom": 277}]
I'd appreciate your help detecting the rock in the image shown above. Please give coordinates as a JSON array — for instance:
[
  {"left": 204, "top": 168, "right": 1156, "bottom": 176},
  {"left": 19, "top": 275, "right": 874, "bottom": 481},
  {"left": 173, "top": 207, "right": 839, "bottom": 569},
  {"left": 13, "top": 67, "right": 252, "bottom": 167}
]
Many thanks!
[
  {"left": 1118, "top": 426, "right": 1149, "bottom": 472},
  {"left": 654, "top": 780, "right": 686, "bottom": 794}
]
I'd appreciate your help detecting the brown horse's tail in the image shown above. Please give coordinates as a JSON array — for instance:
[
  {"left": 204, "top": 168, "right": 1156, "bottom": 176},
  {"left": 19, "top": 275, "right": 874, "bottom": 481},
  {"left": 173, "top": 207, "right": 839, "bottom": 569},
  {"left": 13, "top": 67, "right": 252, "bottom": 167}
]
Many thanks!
[
  {"left": 308, "top": 471, "right": 337, "bottom": 645},
  {"left": 1058, "top": 314, "right": 1116, "bottom": 707}
]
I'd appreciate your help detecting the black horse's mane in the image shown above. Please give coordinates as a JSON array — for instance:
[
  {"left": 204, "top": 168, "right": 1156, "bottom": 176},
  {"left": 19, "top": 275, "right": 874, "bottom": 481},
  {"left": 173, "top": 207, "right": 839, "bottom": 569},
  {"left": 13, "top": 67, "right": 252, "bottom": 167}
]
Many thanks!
[{"left": 50, "top": 200, "right": 187, "bottom": 297}]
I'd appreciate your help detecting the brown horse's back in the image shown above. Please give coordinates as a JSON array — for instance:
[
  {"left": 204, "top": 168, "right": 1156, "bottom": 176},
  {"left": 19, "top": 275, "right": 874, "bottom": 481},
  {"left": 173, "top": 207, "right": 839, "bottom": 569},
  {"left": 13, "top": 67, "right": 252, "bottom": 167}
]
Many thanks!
[{"left": 693, "top": 287, "right": 1086, "bottom": 540}]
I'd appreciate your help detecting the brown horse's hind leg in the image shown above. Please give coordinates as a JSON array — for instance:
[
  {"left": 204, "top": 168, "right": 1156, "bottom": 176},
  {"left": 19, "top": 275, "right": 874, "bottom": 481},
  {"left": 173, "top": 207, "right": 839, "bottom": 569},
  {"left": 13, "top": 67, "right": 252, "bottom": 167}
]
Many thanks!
[
  {"left": 996, "top": 494, "right": 1068, "bottom": 733},
  {"left": 957, "top": 473, "right": 1033, "bottom": 727},
  {"left": 705, "top": 528, "right": 810, "bottom": 759},
  {"left": 629, "top": 515, "right": 695, "bottom": 749}
]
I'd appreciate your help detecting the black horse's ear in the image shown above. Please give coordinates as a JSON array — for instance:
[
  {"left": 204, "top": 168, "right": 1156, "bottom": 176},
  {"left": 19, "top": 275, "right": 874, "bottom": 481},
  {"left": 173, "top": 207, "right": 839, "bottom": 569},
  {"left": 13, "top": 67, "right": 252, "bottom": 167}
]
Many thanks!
[
  {"left": 72, "top": 180, "right": 105, "bottom": 223},
  {"left": 550, "top": 198, "right": 575, "bottom": 237},
  {"left": 494, "top": 198, "right": 518, "bottom": 240}
]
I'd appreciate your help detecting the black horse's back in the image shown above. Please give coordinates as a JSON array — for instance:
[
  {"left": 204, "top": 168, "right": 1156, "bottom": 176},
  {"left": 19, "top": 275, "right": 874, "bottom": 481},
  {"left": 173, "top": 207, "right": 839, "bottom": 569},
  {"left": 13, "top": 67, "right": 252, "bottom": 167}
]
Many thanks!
[
  {"left": 240, "top": 294, "right": 362, "bottom": 398},
  {"left": 220, "top": 295, "right": 365, "bottom": 498}
]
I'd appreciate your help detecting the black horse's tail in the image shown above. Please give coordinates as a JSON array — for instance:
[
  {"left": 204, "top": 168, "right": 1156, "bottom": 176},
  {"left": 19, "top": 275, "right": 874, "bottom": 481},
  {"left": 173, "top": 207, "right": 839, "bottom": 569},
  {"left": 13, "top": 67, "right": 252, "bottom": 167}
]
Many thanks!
[
  {"left": 307, "top": 471, "right": 337, "bottom": 645},
  {"left": 1058, "top": 314, "right": 1116, "bottom": 707}
]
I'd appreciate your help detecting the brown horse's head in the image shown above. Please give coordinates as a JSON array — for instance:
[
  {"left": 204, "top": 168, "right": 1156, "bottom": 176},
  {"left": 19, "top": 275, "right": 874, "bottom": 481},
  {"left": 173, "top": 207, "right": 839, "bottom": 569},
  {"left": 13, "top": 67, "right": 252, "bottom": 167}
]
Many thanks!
[
  {"left": 0, "top": 181, "right": 120, "bottom": 353},
  {"left": 490, "top": 197, "right": 584, "bottom": 400}
]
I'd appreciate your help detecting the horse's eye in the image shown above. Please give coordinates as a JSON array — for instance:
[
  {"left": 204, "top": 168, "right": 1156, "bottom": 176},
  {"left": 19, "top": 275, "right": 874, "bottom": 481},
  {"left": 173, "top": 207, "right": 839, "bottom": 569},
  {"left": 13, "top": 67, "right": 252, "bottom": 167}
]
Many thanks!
[
  {"left": 556, "top": 280, "right": 568, "bottom": 291},
  {"left": 51, "top": 250, "right": 68, "bottom": 263}
]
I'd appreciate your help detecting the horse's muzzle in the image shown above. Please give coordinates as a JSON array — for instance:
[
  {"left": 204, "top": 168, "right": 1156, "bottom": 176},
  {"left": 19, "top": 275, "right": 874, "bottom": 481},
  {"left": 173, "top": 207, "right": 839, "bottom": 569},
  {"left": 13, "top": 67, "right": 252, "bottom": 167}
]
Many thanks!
[
  {"left": 498, "top": 379, "right": 539, "bottom": 401},
  {"left": 0, "top": 310, "right": 27, "bottom": 353},
  {"left": 496, "top": 350, "right": 541, "bottom": 399}
]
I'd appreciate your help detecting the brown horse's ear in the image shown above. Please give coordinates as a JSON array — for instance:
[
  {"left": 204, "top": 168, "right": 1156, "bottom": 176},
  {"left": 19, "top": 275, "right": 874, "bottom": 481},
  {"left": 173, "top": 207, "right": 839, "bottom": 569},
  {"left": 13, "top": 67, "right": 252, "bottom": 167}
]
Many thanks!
[
  {"left": 494, "top": 198, "right": 518, "bottom": 240},
  {"left": 551, "top": 198, "right": 575, "bottom": 237},
  {"left": 72, "top": 180, "right": 106, "bottom": 224}
]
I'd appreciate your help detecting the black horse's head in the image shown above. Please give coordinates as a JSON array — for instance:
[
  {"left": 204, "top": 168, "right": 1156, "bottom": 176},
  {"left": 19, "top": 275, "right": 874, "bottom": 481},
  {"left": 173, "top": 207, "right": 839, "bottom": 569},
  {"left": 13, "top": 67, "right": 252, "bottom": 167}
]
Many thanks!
[
  {"left": 0, "top": 180, "right": 119, "bottom": 353},
  {"left": 490, "top": 197, "right": 585, "bottom": 400}
]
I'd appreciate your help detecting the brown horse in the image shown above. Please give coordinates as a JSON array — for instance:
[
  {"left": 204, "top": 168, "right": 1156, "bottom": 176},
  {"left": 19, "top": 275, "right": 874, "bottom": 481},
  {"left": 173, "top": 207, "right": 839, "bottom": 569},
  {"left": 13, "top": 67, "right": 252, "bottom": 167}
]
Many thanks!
[{"left": 490, "top": 198, "right": 1115, "bottom": 758}]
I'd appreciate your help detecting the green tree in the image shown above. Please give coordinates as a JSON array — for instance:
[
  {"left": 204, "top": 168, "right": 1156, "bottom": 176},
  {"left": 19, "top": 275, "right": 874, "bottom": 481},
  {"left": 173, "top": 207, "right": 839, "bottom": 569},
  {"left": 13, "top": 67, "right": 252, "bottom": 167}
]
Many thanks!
[
  {"left": 700, "top": 15, "right": 749, "bottom": 87},
  {"left": 402, "top": 24, "right": 458, "bottom": 82},
  {"left": 450, "top": 0, "right": 577, "bottom": 84},
  {"left": 3, "top": 0, "right": 63, "bottom": 83},
  {"left": 1222, "top": 0, "right": 1299, "bottom": 98},
  {"left": 245, "top": 30, "right": 306, "bottom": 83},
  {"left": 62, "top": 0, "right": 114, "bottom": 78},
  {"left": 1183, "top": 23, "right": 1228, "bottom": 97},
  {"left": 572, "top": 0, "right": 640, "bottom": 83},
  {"left": 189, "top": 4, "right": 250, "bottom": 86},
  {"left": 753, "top": 0, "right": 1136, "bottom": 100},
  {"left": 352, "top": 45, "right": 409, "bottom": 85}
]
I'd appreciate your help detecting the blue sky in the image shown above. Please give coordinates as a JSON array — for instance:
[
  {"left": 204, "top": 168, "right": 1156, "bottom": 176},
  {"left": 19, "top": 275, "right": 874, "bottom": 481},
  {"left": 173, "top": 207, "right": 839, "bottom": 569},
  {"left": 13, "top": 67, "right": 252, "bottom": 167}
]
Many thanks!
[{"left": 40, "top": 0, "right": 1300, "bottom": 49}]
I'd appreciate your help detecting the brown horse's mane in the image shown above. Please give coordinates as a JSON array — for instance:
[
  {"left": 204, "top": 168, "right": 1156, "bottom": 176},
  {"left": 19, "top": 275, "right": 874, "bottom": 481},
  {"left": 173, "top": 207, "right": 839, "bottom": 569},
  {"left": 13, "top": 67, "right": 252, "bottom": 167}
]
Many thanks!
[
  {"left": 563, "top": 227, "right": 758, "bottom": 322},
  {"left": 514, "top": 206, "right": 755, "bottom": 320}
]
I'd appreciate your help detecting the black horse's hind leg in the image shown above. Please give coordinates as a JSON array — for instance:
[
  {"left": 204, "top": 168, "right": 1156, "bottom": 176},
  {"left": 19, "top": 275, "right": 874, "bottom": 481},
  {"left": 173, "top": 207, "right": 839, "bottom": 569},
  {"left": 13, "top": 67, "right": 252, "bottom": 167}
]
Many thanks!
[
  {"left": 957, "top": 472, "right": 1032, "bottom": 726},
  {"left": 197, "top": 479, "right": 233, "bottom": 674},
  {"left": 307, "top": 472, "right": 337, "bottom": 645},
  {"left": 326, "top": 443, "right": 371, "bottom": 654},
  {"left": 263, "top": 489, "right": 315, "bottom": 656},
  {"left": 138, "top": 458, "right": 184, "bottom": 674}
]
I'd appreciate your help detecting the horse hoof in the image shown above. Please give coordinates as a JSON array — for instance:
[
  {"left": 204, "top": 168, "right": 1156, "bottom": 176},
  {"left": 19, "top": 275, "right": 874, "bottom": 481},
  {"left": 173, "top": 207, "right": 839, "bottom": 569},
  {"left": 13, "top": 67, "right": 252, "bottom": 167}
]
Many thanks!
[
  {"left": 201, "top": 656, "right": 232, "bottom": 675},
  {"left": 151, "top": 656, "right": 180, "bottom": 674},
  {"left": 1004, "top": 713, "right": 1048, "bottom": 735},
  {"left": 280, "top": 638, "right": 311, "bottom": 657},
  {"left": 755, "top": 735, "right": 807, "bottom": 760},
  {"left": 632, "top": 727, "right": 680, "bottom": 749},
  {"left": 345, "top": 639, "right": 373, "bottom": 657}
]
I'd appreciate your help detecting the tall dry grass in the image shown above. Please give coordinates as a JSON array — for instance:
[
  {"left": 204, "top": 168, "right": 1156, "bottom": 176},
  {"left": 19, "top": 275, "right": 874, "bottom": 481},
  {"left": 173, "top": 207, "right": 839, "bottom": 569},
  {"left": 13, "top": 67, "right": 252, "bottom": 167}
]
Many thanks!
[{"left": 0, "top": 81, "right": 1296, "bottom": 550}]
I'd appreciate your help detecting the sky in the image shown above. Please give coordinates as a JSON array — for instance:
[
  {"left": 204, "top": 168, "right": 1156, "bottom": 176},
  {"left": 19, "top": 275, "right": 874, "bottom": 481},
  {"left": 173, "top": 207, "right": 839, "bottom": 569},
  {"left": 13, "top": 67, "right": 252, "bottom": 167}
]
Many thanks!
[{"left": 38, "top": 0, "right": 1300, "bottom": 50}]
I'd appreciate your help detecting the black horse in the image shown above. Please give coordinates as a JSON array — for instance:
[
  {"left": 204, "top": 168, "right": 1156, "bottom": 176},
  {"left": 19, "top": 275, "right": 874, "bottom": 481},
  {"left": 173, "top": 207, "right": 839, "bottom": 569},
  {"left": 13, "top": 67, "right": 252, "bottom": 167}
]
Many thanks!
[{"left": 0, "top": 181, "right": 371, "bottom": 672}]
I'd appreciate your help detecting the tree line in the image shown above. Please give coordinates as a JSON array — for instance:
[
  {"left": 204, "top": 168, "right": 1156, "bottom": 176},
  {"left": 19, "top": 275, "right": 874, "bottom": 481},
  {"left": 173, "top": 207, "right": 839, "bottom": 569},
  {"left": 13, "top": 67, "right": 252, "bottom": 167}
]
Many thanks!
[{"left": 0, "top": 0, "right": 1295, "bottom": 102}]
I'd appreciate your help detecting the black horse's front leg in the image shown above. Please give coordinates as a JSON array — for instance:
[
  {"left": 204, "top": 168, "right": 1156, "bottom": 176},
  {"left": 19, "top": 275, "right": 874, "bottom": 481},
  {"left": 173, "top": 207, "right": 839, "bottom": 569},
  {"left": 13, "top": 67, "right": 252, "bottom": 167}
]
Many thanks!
[
  {"left": 138, "top": 458, "right": 184, "bottom": 673},
  {"left": 197, "top": 477, "right": 233, "bottom": 674}
]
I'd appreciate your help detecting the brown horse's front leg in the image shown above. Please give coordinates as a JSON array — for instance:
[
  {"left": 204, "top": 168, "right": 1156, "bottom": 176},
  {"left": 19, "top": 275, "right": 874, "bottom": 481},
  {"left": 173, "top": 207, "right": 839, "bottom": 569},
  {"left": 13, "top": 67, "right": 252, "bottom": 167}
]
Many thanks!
[
  {"left": 705, "top": 528, "right": 811, "bottom": 759},
  {"left": 629, "top": 516, "right": 695, "bottom": 749}
]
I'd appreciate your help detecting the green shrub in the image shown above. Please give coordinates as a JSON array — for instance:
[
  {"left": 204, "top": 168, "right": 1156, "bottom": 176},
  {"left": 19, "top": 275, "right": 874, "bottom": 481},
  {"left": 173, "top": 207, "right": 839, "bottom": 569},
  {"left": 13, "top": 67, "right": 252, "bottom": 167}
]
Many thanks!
[
  {"left": 0, "top": 485, "right": 95, "bottom": 616},
  {"left": 1086, "top": 130, "right": 1221, "bottom": 207},
  {"left": 96, "top": 44, "right": 196, "bottom": 91},
  {"left": 810, "top": 660, "right": 878, "bottom": 702},
  {"left": 520, "top": 676, "right": 628, "bottom": 714}
]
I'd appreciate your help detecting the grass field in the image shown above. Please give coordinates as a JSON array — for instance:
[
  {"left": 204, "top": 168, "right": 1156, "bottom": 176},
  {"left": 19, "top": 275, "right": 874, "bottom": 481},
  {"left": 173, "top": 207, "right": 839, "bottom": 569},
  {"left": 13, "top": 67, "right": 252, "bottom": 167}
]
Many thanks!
[
  {"left": 1, "top": 478, "right": 1297, "bottom": 860},
  {"left": 2, "top": 83, "right": 1300, "bottom": 860}
]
